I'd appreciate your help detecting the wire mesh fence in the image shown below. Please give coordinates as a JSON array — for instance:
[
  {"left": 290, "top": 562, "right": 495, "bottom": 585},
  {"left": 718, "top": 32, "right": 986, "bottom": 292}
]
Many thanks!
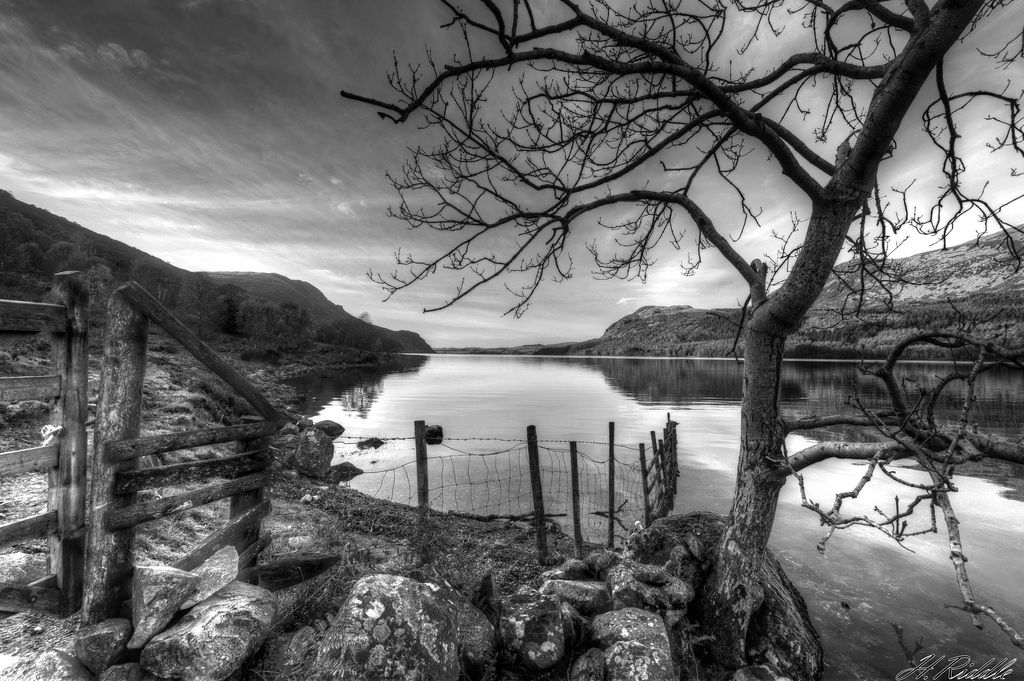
[{"left": 332, "top": 414, "right": 679, "bottom": 563}]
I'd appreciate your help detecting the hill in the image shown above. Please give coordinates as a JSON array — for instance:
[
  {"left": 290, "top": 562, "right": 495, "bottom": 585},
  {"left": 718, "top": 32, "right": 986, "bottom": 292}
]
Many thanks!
[
  {"left": 549, "top": 234, "right": 1024, "bottom": 359},
  {"left": 0, "top": 190, "right": 432, "bottom": 354},
  {"left": 203, "top": 271, "right": 432, "bottom": 354}
]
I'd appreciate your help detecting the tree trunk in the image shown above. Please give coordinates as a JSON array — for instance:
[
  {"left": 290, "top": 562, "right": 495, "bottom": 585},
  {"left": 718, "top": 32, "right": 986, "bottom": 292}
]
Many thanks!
[{"left": 699, "top": 318, "right": 790, "bottom": 667}]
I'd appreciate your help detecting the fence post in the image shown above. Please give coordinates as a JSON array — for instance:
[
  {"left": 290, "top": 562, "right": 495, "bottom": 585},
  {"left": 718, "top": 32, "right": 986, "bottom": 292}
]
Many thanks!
[
  {"left": 414, "top": 420, "right": 429, "bottom": 562},
  {"left": 638, "top": 442, "right": 652, "bottom": 528},
  {"left": 232, "top": 415, "right": 269, "bottom": 576},
  {"left": 48, "top": 272, "right": 89, "bottom": 616},
  {"left": 607, "top": 422, "right": 615, "bottom": 548},
  {"left": 526, "top": 425, "right": 548, "bottom": 565},
  {"left": 82, "top": 289, "right": 149, "bottom": 624},
  {"left": 569, "top": 441, "right": 583, "bottom": 560}
]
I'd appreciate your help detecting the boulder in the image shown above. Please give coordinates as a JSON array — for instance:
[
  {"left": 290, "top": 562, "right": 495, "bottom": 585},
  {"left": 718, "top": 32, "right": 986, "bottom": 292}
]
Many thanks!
[
  {"left": 583, "top": 549, "right": 619, "bottom": 578},
  {"left": 592, "top": 607, "right": 672, "bottom": 649},
  {"left": 4, "top": 650, "right": 93, "bottom": 681},
  {"left": 605, "top": 639, "right": 676, "bottom": 681},
  {"left": 436, "top": 586, "right": 497, "bottom": 677},
  {"left": 424, "top": 424, "right": 443, "bottom": 445},
  {"left": 627, "top": 511, "right": 823, "bottom": 681},
  {"left": 128, "top": 565, "right": 201, "bottom": 649},
  {"left": 606, "top": 564, "right": 693, "bottom": 612},
  {"left": 558, "top": 600, "right": 589, "bottom": 650},
  {"left": 324, "top": 461, "right": 364, "bottom": 484},
  {"left": 288, "top": 428, "right": 335, "bottom": 478},
  {"left": 539, "top": 579, "right": 611, "bottom": 617},
  {"left": 569, "top": 648, "right": 606, "bottom": 681},
  {"left": 140, "top": 581, "right": 275, "bottom": 680},
  {"left": 76, "top": 617, "right": 132, "bottom": 674},
  {"left": 313, "top": 574, "right": 461, "bottom": 680},
  {"left": 278, "top": 422, "right": 300, "bottom": 436},
  {"left": 182, "top": 545, "right": 239, "bottom": 609},
  {"left": 314, "top": 419, "right": 345, "bottom": 438},
  {"left": 498, "top": 590, "right": 564, "bottom": 671}
]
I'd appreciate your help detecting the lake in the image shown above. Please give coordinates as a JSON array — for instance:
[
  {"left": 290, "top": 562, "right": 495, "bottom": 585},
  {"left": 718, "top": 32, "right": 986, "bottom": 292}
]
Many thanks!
[{"left": 287, "top": 354, "right": 1024, "bottom": 680}]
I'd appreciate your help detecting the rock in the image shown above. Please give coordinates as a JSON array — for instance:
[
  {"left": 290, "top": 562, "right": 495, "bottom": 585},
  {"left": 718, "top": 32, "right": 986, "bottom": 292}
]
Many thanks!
[
  {"left": 424, "top": 424, "right": 443, "bottom": 445},
  {"left": 605, "top": 639, "right": 676, "bottom": 681},
  {"left": 539, "top": 579, "right": 611, "bottom": 617},
  {"left": 467, "top": 571, "right": 502, "bottom": 630},
  {"left": 5, "top": 650, "right": 93, "bottom": 680},
  {"left": 128, "top": 565, "right": 201, "bottom": 649},
  {"left": 633, "top": 564, "right": 671, "bottom": 585},
  {"left": 323, "top": 461, "right": 363, "bottom": 484},
  {"left": 539, "top": 557, "right": 592, "bottom": 582},
  {"left": 278, "top": 422, "right": 299, "bottom": 436},
  {"left": 287, "top": 535, "right": 315, "bottom": 550},
  {"left": 592, "top": 609, "right": 676, "bottom": 681},
  {"left": 628, "top": 512, "right": 823, "bottom": 681},
  {"left": 436, "top": 586, "right": 497, "bottom": 677},
  {"left": 583, "top": 549, "right": 619, "bottom": 578},
  {"left": 182, "top": 545, "right": 239, "bottom": 609},
  {"left": 313, "top": 574, "right": 461, "bottom": 680},
  {"left": 606, "top": 563, "right": 694, "bottom": 612},
  {"left": 296, "top": 418, "right": 314, "bottom": 431},
  {"left": 357, "top": 437, "right": 385, "bottom": 449},
  {"left": 314, "top": 419, "right": 345, "bottom": 437},
  {"left": 99, "top": 663, "right": 161, "bottom": 681},
  {"left": 141, "top": 581, "right": 276, "bottom": 681},
  {"left": 263, "top": 626, "right": 317, "bottom": 677},
  {"left": 592, "top": 607, "right": 671, "bottom": 649},
  {"left": 558, "top": 600, "right": 589, "bottom": 650},
  {"left": 569, "top": 648, "right": 606, "bottom": 681},
  {"left": 288, "top": 428, "right": 335, "bottom": 478},
  {"left": 76, "top": 618, "right": 132, "bottom": 674},
  {"left": 498, "top": 590, "right": 564, "bottom": 671}
]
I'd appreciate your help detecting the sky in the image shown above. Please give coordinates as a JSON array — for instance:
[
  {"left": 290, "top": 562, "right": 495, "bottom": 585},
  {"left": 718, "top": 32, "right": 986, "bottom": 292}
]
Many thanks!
[{"left": 0, "top": 1, "right": 1020, "bottom": 347}]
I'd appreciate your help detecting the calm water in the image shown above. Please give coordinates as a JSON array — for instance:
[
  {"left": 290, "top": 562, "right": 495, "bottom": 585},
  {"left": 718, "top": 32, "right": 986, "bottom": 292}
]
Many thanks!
[{"left": 288, "top": 354, "right": 1024, "bottom": 680}]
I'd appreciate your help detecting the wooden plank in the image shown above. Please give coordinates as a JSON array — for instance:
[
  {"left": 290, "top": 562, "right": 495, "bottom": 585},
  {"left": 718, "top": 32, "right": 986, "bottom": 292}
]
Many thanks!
[
  {"left": 49, "top": 271, "right": 89, "bottom": 617},
  {"left": 0, "top": 300, "right": 65, "bottom": 334},
  {"left": 237, "top": 554, "right": 341, "bottom": 592},
  {"left": 639, "top": 442, "right": 652, "bottom": 527},
  {"left": 0, "top": 579, "right": 61, "bottom": 615},
  {"left": 232, "top": 416, "right": 269, "bottom": 574},
  {"left": 105, "top": 421, "right": 279, "bottom": 461},
  {"left": 82, "top": 290, "right": 149, "bottom": 625},
  {"left": 0, "top": 444, "right": 59, "bottom": 477},
  {"left": 117, "top": 282, "right": 282, "bottom": 423},
  {"left": 237, "top": 532, "right": 272, "bottom": 568},
  {"left": 114, "top": 449, "right": 270, "bottom": 494},
  {"left": 0, "top": 511, "right": 57, "bottom": 550},
  {"left": 526, "top": 425, "right": 548, "bottom": 565},
  {"left": 0, "top": 375, "right": 60, "bottom": 401},
  {"left": 172, "top": 499, "right": 271, "bottom": 572},
  {"left": 105, "top": 472, "right": 269, "bottom": 531}
]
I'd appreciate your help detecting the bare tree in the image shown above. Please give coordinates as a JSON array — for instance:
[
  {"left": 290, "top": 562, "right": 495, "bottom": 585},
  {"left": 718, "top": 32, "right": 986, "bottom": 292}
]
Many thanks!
[{"left": 343, "top": 0, "right": 1023, "bottom": 670}]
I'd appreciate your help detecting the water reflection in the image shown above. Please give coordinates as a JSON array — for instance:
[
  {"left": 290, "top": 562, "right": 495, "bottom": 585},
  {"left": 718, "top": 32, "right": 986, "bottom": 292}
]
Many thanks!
[{"left": 291, "top": 355, "right": 427, "bottom": 418}]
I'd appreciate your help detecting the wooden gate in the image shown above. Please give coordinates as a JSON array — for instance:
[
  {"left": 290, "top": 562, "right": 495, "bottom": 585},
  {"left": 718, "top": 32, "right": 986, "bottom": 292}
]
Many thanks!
[
  {"left": 0, "top": 272, "right": 89, "bottom": 617},
  {"left": 81, "top": 281, "right": 283, "bottom": 624}
]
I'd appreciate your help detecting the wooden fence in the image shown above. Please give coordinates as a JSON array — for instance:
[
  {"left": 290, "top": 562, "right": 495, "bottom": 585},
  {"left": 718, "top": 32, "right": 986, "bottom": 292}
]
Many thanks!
[
  {"left": 81, "top": 281, "right": 283, "bottom": 624},
  {"left": 0, "top": 272, "right": 89, "bottom": 617},
  {"left": 413, "top": 414, "right": 679, "bottom": 564}
]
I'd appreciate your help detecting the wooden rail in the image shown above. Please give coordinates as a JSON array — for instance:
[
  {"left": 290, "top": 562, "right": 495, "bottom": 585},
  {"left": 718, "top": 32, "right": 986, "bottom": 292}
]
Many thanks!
[
  {"left": 0, "top": 272, "right": 89, "bottom": 617},
  {"left": 82, "top": 281, "right": 283, "bottom": 624}
]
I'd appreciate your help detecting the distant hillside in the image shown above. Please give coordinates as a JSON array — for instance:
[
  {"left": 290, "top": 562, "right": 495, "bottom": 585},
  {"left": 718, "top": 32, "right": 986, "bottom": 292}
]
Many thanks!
[
  {"left": 0, "top": 190, "right": 432, "bottom": 353},
  {"left": 547, "top": 233, "right": 1024, "bottom": 359},
  {"left": 203, "top": 272, "right": 431, "bottom": 354}
]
